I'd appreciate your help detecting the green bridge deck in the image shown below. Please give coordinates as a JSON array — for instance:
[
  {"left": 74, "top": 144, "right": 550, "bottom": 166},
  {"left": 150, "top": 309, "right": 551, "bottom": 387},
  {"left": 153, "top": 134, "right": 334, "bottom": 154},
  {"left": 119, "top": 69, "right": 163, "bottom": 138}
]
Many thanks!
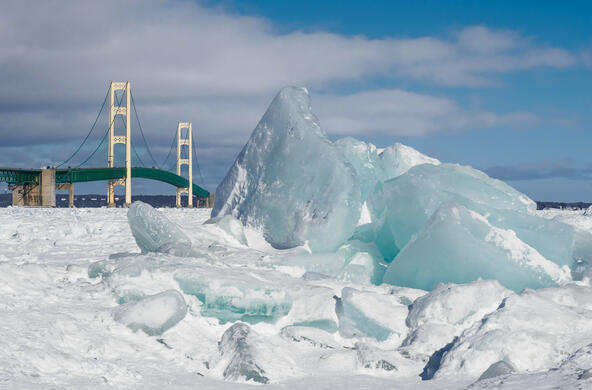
[{"left": 0, "top": 167, "right": 209, "bottom": 197}]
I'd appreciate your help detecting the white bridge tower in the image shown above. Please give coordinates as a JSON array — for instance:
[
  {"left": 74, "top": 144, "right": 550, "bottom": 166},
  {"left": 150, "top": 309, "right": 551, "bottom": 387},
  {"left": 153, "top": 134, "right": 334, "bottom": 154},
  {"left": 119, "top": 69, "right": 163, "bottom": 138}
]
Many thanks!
[
  {"left": 107, "top": 81, "right": 132, "bottom": 207},
  {"left": 176, "top": 121, "right": 193, "bottom": 208}
]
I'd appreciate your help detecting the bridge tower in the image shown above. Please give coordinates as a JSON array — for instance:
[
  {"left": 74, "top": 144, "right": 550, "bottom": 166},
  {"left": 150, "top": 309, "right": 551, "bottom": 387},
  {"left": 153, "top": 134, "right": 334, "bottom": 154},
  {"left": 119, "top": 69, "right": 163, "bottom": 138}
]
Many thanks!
[
  {"left": 176, "top": 121, "right": 193, "bottom": 208},
  {"left": 107, "top": 81, "right": 132, "bottom": 207}
]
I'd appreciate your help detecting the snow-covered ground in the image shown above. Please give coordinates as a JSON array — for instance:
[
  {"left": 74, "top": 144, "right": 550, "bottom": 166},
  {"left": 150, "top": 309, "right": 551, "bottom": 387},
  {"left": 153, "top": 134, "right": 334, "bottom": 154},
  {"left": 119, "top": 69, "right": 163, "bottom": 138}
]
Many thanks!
[{"left": 1, "top": 206, "right": 592, "bottom": 389}]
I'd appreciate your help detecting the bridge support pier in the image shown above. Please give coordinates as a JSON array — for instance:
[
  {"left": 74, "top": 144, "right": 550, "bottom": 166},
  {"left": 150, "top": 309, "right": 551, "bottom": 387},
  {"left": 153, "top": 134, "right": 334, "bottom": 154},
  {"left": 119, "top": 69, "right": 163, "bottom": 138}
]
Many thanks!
[
  {"left": 9, "top": 167, "right": 56, "bottom": 207},
  {"left": 57, "top": 183, "right": 74, "bottom": 208}
]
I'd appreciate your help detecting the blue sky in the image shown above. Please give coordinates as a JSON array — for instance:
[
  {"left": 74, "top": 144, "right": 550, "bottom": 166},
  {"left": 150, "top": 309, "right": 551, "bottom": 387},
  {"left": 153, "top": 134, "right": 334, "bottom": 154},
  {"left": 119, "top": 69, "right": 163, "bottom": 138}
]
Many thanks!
[{"left": 0, "top": 0, "right": 590, "bottom": 201}]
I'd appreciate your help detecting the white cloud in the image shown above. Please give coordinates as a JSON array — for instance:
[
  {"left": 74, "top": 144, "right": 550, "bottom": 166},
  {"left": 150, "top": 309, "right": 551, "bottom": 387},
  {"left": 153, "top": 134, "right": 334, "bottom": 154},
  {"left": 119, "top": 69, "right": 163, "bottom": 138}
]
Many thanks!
[
  {"left": 0, "top": 0, "right": 583, "bottom": 186},
  {"left": 315, "top": 89, "right": 537, "bottom": 137}
]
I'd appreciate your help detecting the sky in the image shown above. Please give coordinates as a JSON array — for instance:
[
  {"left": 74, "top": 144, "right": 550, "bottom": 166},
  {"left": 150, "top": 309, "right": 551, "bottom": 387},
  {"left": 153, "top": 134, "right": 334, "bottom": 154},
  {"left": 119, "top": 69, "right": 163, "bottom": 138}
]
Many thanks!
[{"left": 0, "top": 0, "right": 591, "bottom": 201}]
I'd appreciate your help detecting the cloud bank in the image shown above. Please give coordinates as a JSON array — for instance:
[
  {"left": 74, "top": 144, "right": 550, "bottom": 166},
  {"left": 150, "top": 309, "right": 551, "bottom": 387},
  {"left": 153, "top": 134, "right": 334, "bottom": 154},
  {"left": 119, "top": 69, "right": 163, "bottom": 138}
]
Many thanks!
[{"left": 0, "top": 0, "right": 587, "bottom": 188}]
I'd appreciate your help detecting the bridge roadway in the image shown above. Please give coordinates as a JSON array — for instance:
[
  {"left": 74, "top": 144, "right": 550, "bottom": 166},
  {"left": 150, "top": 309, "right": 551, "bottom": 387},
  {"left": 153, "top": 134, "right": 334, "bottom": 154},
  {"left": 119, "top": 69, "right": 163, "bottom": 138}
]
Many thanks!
[{"left": 0, "top": 166, "right": 209, "bottom": 198}]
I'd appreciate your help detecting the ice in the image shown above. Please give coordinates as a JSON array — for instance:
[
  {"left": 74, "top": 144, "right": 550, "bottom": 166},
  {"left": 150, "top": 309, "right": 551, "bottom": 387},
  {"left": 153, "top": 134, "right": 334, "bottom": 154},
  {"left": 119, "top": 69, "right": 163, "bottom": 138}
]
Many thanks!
[
  {"left": 466, "top": 343, "right": 592, "bottom": 389},
  {"left": 382, "top": 202, "right": 571, "bottom": 292},
  {"left": 275, "top": 285, "right": 338, "bottom": 333},
  {"left": 216, "top": 322, "right": 297, "bottom": 383},
  {"left": 478, "top": 360, "right": 516, "bottom": 381},
  {"left": 337, "top": 287, "right": 409, "bottom": 342},
  {"left": 483, "top": 205, "right": 592, "bottom": 269},
  {"left": 366, "top": 163, "right": 537, "bottom": 258},
  {"left": 127, "top": 201, "right": 192, "bottom": 256},
  {"left": 336, "top": 240, "right": 385, "bottom": 284},
  {"left": 434, "top": 286, "right": 592, "bottom": 380},
  {"left": 205, "top": 215, "right": 248, "bottom": 246},
  {"left": 4, "top": 205, "right": 592, "bottom": 388},
  {"left": 280, "top": 326, "right": 340, "bottom": 349},
  {"left": 273, "top": 245, "right": 381, "bottom": 285},
  {"left": 355, "top": 342, "right": 398, "bottom": 371},
  {"left": 112, "top": 290, "right": 187, "bottom": 336},
  {"left": 404, "top": 280, "right": 513, "bottom": 356},
  {"left": 211, "top": 87, "right": 361, "bottom": 252},
  {"left": 334, "top": 137, "right": 381, "bottom": 200},
  {"left": 378, "top": 142, "right": 441, "bottom": 180},
  {"left": 175, "top": 269, "right": 292, "bottom": 324},
  {"left": 335, "top": 138, "right": 440, "bottom": 201},
  {"left": 217, "top": 323, "right": 270, "bottom": 383}
]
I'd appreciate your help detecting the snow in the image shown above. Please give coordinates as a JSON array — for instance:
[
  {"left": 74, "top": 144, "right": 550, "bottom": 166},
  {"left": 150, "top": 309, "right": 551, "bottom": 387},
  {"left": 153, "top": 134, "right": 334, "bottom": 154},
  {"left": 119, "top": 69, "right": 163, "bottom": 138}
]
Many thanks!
[
  {"left": 403, "top": 280, "right": 513, "bottom": 355},
  {"left": 3, "top": 85, "right": 592, "bottom": 388},
  {"left": 1, "top": 207, "right": 592, "bottom": 388},
  {"left": 112, "top": 289, "right": 187, "bottom": 335}
]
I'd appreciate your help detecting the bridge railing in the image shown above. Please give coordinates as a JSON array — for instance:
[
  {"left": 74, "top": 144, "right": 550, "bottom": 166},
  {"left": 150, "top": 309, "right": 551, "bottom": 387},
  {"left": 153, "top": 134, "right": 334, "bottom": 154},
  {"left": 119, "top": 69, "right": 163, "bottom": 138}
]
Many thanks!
[{"left": 0, "top": 168, "right": 41, "bottom": 185}]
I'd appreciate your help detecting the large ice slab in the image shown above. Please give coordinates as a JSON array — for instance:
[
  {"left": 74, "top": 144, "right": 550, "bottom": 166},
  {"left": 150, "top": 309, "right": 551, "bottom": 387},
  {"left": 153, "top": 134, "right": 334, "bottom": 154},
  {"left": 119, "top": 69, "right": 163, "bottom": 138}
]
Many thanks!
[
  {"left": 211, "top": 87, "right": 361, "bottom": 252},
  {"left": 367, "top": 163, "right": 536, "bottom": 257},
  {"left": 127, "top": 201, "right": 192, "bottom": 256},
  {"left": 175, "top": 269, "right": 292, "bottom": 324},
  {"left": 383, "top": 202, "right": 570, "bottom": 292},
  {"left": 112, "top": 289, "right": 187, "bottom": 336}
]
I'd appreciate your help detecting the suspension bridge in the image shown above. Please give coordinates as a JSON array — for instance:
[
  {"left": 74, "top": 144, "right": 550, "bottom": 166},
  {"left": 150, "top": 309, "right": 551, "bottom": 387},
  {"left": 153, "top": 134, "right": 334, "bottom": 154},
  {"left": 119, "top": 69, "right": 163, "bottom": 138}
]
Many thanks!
[{"left": 0, "top": 81, "right": 212, "bottom": 208}]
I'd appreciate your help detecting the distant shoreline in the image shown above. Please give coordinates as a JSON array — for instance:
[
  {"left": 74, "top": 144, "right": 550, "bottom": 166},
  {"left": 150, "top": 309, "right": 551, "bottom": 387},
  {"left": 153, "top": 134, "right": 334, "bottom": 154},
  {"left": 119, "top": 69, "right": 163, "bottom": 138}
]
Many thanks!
[{"left": 0, "top": 193, "right": 589, "bottom": 210}]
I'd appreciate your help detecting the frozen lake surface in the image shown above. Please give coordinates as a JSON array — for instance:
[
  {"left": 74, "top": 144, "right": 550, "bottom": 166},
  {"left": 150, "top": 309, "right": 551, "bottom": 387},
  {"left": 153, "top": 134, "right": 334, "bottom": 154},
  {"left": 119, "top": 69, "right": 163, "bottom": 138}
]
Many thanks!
[{"left": 1, "top": 206, "right": 592, "bottom": 389}]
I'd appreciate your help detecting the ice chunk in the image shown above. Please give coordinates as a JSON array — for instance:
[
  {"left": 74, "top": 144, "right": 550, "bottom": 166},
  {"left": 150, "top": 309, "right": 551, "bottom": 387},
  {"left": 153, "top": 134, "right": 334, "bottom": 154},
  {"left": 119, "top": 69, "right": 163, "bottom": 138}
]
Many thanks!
[
  {"left": 335, "top": 138, "right": 440, "bottom": 201},
  {"left": 175, "top": 270, "right": 292, "bottom": 324},
  {"left": 273, "top": 252, "right": 347, "bottom": 278},
  {"left": 531, "top": 283, "right": 592, "bottom": 311},
  {"left": 383, "top": 202, "right": 570, "bottom": 293},
  {"left": 367, "top": 163, "right": 536, "bottom": 257},
  {"left": 337, "top": 240, "right": 386, "bottom": 284},
  {"left": 337, "top": 287, "right": 409, "bottom": 342},
  {"left": 404, "top": 280, "right": 513, "bottom": 356},
  {"left": 272, "top": 243, "right": 383, "bottom": 285},
  {"left": 127, "top": 201, "right": 192, "bottom": 256},
  {"left": 459, "top": 198, "right": 592, "bottom": 270},
  {"left": 276, "top": 285, "right": 338, "bottom": 332},
  {"left": 378, "top": 142, "right": 440, "bottom": 180},
  {"left": 211, "top": 87, "right": 361, "bottom": 252},
  {"left": 334, "top": 137, "right": 381, "bottom": 200},
  {"left": 112, "top": 290, "right": 187, "bottom": 336},
  {"left": 216, "top": 322, "right": 297, "bottom": 383},
  {"left": 218, "top": 323, "right": 269, "bottom": 383},
  {"left": 205, "top": 215, "right": 248, "bottom": 246},
  {"left": 355, "top": 342, "right": 398, "bottom": 371},
  {"left": 434, "top": 286, "right": 592, "bottom": 380},
  {"left": 478, "top": 360, "right": 516, "bottom": 380}
]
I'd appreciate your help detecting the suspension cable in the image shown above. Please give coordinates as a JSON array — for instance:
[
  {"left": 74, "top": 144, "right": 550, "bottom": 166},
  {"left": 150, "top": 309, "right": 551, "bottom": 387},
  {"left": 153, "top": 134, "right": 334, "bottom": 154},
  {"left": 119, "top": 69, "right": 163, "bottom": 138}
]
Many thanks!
[
  {"left": 73, "top": 126, "right": 110, "bottom": 168},
  {"left": 130, "top": 90, "right": 160, "bottom": 168},
  {"left": 56, "top": 86, "right": 109, "bottom": 168},
  {"left": 160, "top": 130, "right": 178, "bottom": 171},
  {"left": 74, "top": 86, "right": 126, "bottom": 169},
  {"left": 191, "top": 130, "right": 206, "bottom": 186}
]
